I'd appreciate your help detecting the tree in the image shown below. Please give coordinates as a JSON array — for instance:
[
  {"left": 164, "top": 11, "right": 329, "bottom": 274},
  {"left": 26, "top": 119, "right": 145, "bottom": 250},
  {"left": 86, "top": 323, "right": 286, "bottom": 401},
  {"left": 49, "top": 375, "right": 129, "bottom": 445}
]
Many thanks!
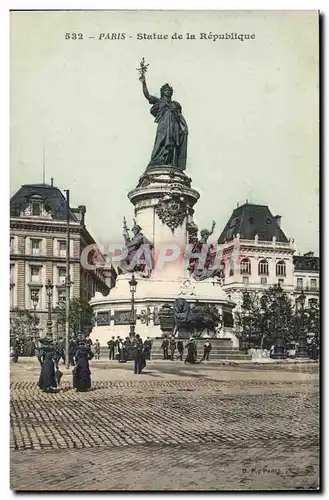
[
  {"left": 234, "top": 286, "right": 297, "bottom": 350},
  {"left": 259, "top": 286, "right": 295, "bottom": 349},
  {"left": 304, "top": 301, "right": 320, "bottom": 347},
  {"left": 55, "top": 298, "right": 94, "bottom": 336},
  {"left": 10, "top": 308, "right": 34, "bottom": 338},
  {"left": 234, "top": 291, "right": 262, "bottom": 349}
]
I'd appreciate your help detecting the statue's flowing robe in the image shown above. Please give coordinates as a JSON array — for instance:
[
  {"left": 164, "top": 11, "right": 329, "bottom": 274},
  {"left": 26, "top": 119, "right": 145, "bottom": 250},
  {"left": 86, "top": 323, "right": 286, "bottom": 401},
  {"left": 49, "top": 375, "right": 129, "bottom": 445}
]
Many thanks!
[{"left": 148, "top": 99, "right": 187, "bottom": 170}]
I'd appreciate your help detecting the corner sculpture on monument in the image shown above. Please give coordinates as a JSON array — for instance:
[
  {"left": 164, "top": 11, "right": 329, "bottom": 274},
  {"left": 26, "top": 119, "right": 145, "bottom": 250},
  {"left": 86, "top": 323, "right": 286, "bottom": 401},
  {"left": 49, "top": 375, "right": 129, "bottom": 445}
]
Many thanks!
[{"left": 138, "top": 57, "right": 188, "bottom": 171}]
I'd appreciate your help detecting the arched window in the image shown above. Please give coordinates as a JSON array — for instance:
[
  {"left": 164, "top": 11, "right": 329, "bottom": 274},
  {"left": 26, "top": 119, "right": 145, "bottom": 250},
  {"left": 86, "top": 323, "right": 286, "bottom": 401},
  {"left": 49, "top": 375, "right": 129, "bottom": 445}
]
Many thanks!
[
  {"left": 276, "top": 260, "right": 286, "bottom": 276},
  {"left": 240, "top": 258, "right": 251, "bottom": 275},
  {"left": 220, "top": 260, "right": 225, "bottom": 278},
  {"left": 258, "top": 259, "right": 269, "bottom": 275}
]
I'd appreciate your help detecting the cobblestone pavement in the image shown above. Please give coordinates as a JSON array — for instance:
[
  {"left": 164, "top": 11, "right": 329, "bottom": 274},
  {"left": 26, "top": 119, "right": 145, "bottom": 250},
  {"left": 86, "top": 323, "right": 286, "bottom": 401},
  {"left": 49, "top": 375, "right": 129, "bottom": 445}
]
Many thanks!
[{"left": 10, "top": 359, "right": 319, "bottom": 491}]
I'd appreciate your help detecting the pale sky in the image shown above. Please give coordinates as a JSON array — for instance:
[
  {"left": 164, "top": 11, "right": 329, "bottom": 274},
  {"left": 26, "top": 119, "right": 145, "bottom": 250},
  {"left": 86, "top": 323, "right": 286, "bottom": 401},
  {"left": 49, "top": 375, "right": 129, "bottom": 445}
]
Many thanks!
[{"left": 10, "top": 10, "right": 319, "bottom": 254}]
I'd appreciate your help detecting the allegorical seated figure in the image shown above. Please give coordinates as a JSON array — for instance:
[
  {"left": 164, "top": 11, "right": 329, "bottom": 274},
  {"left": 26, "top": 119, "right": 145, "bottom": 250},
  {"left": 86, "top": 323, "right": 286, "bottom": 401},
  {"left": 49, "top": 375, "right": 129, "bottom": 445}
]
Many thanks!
[
  {"left": 188, "top": 221, "right": 220, "bottom": 280},
  {"left": 119, "top": 218, "right": 154, "bottom": 276}
]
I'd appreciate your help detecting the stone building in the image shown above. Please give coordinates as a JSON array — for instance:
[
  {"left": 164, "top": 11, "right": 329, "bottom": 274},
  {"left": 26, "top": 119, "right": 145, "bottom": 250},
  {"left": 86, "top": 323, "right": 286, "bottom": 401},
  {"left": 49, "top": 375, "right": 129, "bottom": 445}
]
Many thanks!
[
  {"left": 216, "top": 202, "right": 319, "bottom": 308},
  {"left": 293, "top": 252, "right": 320, "bottom": 306},
  {"left": 10, "top": 181, "right": 111, "bottom": 337}
]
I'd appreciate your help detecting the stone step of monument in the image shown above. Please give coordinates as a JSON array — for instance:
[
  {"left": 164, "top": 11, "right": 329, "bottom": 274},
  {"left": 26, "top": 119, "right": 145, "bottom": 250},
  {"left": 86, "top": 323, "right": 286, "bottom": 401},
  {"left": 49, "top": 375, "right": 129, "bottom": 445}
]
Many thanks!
[{"left": 150, "top": 353, "right": 251, "bottom": 360}]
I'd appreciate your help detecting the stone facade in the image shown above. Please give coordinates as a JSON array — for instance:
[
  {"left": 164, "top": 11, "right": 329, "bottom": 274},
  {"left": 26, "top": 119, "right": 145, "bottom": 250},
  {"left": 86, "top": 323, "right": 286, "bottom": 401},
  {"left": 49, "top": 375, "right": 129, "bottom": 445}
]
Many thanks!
[
  {"left": 10, "top": 182, "right": 111, "bottom": 338},
  {"left": 216, "top": 203, "right": 319, "bottom": 309}
]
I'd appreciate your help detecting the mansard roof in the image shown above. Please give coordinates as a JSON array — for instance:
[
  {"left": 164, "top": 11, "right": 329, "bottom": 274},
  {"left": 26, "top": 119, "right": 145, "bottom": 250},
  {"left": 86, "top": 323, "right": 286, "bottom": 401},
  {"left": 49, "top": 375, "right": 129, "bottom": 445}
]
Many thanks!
[
  {"left": 10, "top": 183, "right": 78, "bottom": 222},
  {"left": 293, "top": 254, "right": 320, "bottom": 272},
  {"left": 218, "top": 203, "right": 289, "bottom": 244}
]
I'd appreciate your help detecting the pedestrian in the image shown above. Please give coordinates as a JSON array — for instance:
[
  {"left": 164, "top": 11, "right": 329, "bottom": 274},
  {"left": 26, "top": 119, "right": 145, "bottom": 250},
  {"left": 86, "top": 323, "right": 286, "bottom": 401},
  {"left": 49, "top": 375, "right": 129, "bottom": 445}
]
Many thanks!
[
  {"left": 132, "top": 334, "right": 144, "bottom": 374},
  {"left": 12, "top": 336, "right": 22, "bottom": 363},
  {"left": 177, "top": 339, "right": 184, "bottom": 361},
  {"left": 85, "top": 335, "right": 93, "bottom": 348},
  {"left": 169, "top": 337, "right": 176, "bottom": 360},
  {"left": 72, "top": 340, "right": 94, "bottom": 392},
  {"left": 124, "top": 337, "right": 132, "bottom": 362},
  {"left": 184, "top": 337, "right": 197, "bottom": 364},
  {"left": 58, "top": 338, "right": 66, "bottom": 364},
  {"left": 35, "top": 338, "right": 43, "bottom": 366},
  {"left": 143, "top": 337, "right": 152, "bottom": 360},
  {"left": 68, "top": 337, "right": 77, "bottom": 367},
  {"left": 161, "top": 337, "right": 169, "bottom": 360},
  {"left": 94, "top": 339, "right": 101, "bottom": 360},
  {"left": 107, "top": 336, "right": 115, "bottom": 360},
  {"left": 38, "top": 337, "right": 58, "bottom": 392},
  {"left": 25, "top": 337, "right": 35, "bottom": 357},
  {"left": 202, "top": 340, "right": 212, "bottom": 361},
  {"left": 115, "top": 336, "right": 122, "bottom": 361}
]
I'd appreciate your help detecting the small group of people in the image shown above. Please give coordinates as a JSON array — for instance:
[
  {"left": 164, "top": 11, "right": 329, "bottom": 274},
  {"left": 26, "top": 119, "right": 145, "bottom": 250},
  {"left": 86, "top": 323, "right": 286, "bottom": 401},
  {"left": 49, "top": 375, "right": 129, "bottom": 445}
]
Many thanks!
[
  {"left": 37, "top": 335, "right": 94, "bottom": 393},
  {"left": 10, "top": 336, "right": 36, "bottom": 362},
  {"left": 106, "top": 336, "right": 152, "bottom": 364},
  {"left": 161, "top": 337, "right": 212, "bottom": 364}
]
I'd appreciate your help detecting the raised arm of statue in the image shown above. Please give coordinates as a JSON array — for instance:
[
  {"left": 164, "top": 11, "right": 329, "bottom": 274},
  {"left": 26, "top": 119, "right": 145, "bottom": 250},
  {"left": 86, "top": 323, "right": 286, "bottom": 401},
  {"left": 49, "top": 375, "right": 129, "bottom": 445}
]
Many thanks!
[{"left": 139, "top": 75, "right": 159, "bottom": 105}]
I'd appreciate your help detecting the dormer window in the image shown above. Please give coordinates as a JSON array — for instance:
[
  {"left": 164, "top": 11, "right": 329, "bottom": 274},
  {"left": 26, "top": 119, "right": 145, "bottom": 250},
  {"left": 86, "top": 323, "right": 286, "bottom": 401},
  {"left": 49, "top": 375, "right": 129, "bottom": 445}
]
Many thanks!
[{"left": 32, "top": 202, "right": 41, "bottom": 216}]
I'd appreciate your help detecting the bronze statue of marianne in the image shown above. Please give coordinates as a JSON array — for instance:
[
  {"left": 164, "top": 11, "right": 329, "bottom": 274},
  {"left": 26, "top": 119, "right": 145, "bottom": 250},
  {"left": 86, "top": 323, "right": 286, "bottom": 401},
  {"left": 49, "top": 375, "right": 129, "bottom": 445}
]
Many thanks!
[{"left": 138, "top": 59, "right": 188, "bottom": 171}]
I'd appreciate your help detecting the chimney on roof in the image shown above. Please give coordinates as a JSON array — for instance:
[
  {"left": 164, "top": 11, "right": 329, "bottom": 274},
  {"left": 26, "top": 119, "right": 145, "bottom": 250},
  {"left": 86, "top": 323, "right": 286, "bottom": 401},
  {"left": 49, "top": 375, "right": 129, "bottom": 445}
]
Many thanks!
[
  {"left": 50, "top": 177, "right": 54, "bottom": 187},
  {"left": 237, "top": 202, "right": 239, "bottom": 208},
  {"left": 246, "top": 199, "right": 248, "bottom": 204},
  {"left": 304, "top": 251, "right": 314, "bottom": 257},
  {"left": 274, "top": 215, "right": 281, "bottom": 227},
  {"left": 78, "top": 205, "right": 86, "bottom": 226}
]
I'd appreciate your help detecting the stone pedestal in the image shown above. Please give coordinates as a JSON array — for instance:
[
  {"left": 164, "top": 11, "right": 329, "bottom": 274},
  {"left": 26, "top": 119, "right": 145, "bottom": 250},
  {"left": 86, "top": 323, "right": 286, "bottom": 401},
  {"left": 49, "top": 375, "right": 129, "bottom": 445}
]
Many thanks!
[{"left": 90, "top": 165, "right": 238, "bottom": 347}]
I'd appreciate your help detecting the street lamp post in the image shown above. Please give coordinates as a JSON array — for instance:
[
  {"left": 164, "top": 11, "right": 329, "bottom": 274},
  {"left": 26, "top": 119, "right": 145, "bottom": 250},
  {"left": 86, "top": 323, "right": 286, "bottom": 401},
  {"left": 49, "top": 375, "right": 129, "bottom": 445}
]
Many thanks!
[
  {"left": 30, "top": 289, "right": 39, "bottom": 340},
  {"left": 272, "top": 284, "right": 286, "bottom": 359},
  {"left": 45, "top": 279, "right": 54, "bottom": 339},
  {"left": 295, "top": 291, "right": 308, "bottom": 358},
  {"left": 129, "top": 273, "right": 138, "bottom": 338}
]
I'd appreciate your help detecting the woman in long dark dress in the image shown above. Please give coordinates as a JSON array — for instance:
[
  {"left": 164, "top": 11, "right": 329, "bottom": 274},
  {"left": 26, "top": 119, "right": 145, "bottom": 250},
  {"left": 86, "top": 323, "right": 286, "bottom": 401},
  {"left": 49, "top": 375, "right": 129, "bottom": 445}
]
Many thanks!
[
  {"left": 73, "top": 342, "right": 94, "bottom": 392},
  {"left": 38, "top": 339, "right": 57, "bottom": 392},
  {"left": 184, "top": 338, "right": 197, "bottom": 364}
]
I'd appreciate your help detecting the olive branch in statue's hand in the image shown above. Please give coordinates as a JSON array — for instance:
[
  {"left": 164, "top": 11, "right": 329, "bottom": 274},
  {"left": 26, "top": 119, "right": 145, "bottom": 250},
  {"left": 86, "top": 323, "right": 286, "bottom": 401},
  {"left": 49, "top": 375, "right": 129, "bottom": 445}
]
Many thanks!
[{"left": 137, "top": 57, "right": 149, "bottom": 82}]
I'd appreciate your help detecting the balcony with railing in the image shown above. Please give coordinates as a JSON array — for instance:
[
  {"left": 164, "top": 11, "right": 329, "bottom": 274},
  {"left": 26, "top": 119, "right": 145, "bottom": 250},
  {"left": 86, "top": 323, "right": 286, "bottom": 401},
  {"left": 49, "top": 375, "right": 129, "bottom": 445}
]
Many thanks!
[{"left": 295, "top": 285, "right": 320, "bottom": 293}]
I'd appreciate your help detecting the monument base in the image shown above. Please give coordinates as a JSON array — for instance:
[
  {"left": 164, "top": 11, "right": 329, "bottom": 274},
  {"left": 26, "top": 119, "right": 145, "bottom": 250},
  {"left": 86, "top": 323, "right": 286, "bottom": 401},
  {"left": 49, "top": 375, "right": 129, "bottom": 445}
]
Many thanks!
[{"left": 90, "top": 273, "right": 237, "bottom": 346}]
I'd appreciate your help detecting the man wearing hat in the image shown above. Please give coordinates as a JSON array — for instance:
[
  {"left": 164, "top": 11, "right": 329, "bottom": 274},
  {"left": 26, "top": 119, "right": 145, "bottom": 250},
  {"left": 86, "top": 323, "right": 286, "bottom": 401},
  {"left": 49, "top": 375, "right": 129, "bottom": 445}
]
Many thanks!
[{"left": 107, "top": 336, "right": 115, "bottom": 360}]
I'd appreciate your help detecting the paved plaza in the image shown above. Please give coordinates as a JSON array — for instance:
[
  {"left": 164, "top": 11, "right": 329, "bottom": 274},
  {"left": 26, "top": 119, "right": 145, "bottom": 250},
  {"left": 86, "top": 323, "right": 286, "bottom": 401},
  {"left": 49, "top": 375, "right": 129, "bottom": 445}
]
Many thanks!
[{"left": 10, "top": 358, "right": 319, "bottom": 491}]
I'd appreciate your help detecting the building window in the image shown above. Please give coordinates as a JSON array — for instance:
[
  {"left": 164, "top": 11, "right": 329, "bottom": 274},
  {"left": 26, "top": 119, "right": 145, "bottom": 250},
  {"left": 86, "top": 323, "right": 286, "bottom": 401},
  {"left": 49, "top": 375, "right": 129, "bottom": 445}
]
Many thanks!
[
  {"left": 297, "top": 278, "right": 303, "bottom": 290},
  {"left": 59, "top": 241, "right": 66, "bottom": 257},
  {"left": 276, "top": 260, "right": 286, "bottom": 276},
  {"left": 220, "top": 260, "right": 225, "bottom": 278},
  {"left": 229, "top": 259, "right": 234, "bottom": 276},
  {"left": 10, "top": 237, "right": 14, "bottom": 253},
  {"left": 58, "top": 289, "right": 66, "bottom": 304},
  {"left": 240, "top": 258, "right": 251, "bottom": 275},
  {"left": 30, "top": 266, "right": 40, "bottom": 283},
  {"left": 310, "top": 279, "right": 317, "bottom": 290},
  {"left": 58, "top": 267, "right": 66, "bottom": 284},
  {"left": 242, "top": 276, "right": 249, "bottom": 285},
  {"left": 261, "top": 277, "right": 267, "bottom": 285},
  {"left": 10, "top": 286, "right": 14, "bottom": 309},
  {"left": 10, "top": 264, "right": 14, "bottom": 283},
  {"left": 278, "top": 278, "right": 284, "bottom": 287},
  {"left": 258, "top": 259, "right": 269, "bottom": 275},
  {"left": 31, "top": 239, "right": 41, "bottom": 256},
  {"left": 32, "top": 202, "right": 41, "bottom": 216}
]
